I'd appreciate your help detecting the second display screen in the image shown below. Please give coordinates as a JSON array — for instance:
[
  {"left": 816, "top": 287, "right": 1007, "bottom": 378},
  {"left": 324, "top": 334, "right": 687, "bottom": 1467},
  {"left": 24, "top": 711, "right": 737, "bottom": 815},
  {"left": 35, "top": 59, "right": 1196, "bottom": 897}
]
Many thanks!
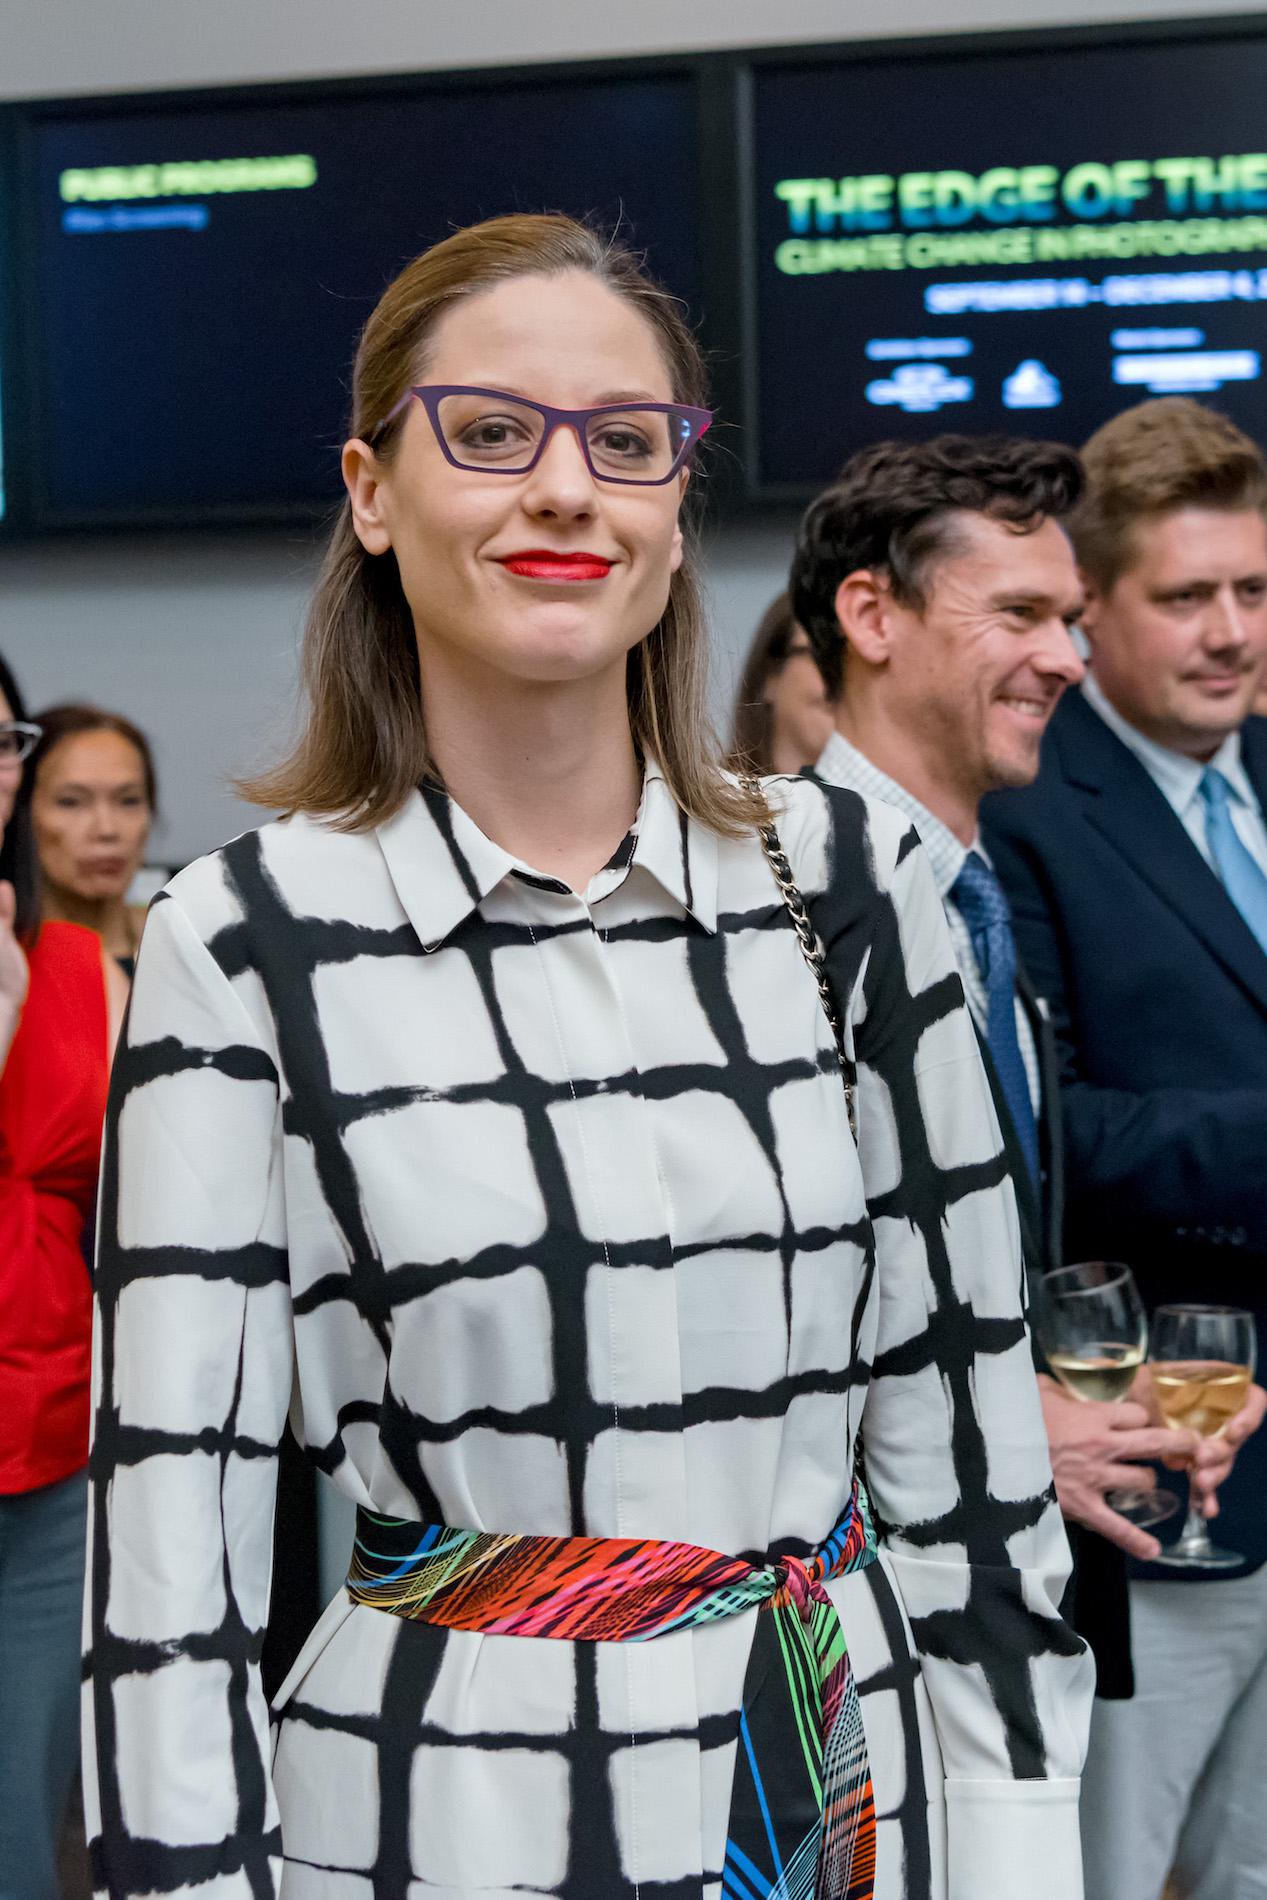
[{"left": 750, "top": 34, "right": 1267, "bottom": 491}]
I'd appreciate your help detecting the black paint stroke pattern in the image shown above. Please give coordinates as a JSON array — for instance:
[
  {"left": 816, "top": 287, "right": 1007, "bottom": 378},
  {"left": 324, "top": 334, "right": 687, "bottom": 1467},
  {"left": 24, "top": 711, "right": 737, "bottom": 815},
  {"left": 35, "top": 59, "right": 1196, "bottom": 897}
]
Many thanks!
[{"left": 84, "top": 765, "right": 1091, "bottom": 1899}]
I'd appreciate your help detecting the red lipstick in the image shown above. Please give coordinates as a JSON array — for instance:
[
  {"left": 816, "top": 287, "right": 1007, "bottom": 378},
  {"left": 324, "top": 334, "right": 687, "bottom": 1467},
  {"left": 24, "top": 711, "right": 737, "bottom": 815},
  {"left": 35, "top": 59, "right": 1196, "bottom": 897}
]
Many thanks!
[{"left": 498, "top": 550, "right": 613, "bottom": 581}]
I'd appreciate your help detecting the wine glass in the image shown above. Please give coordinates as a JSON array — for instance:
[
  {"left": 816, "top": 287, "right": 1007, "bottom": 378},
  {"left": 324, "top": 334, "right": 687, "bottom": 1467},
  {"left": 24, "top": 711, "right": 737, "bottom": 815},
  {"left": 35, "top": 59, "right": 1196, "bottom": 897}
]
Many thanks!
[
  {"left": 1034, "top": 1261, "right": 1179, "bottom": 1528},
  {"left": 1149, "top": 1304, "right": 1257, "bottom": 1571}
]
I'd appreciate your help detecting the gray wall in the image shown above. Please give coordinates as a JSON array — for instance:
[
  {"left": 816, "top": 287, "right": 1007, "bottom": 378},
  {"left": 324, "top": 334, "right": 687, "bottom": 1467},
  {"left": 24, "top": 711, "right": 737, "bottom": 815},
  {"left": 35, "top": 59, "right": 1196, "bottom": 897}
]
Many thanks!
[
  {"left": 3, "top": 0, "right": 1256, "bottom": 99},
  {"left": 4, "top": 0, "right": 1267, "bottom": 863}
]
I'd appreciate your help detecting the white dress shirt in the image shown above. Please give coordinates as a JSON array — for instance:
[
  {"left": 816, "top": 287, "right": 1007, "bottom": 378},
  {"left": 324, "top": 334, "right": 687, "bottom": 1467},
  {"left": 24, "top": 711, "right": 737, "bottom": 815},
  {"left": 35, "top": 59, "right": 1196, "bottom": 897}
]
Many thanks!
[
  {"left": 816, "top": 731, "right": 1042, "bottom": 1115},
  {"left": 1081, "top": 673, "right": 1267, "bottom": 877}
]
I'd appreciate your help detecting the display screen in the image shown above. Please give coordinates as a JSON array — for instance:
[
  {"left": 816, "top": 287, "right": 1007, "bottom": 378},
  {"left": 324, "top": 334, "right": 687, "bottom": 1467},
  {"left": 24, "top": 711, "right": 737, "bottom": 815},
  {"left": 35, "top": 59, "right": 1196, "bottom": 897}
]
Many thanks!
[
  {"left": 750, "top": 33, "right": 1267, "bottom": 491},
  {"left": 29, "top": 73, "right": 701, "bottom": 521},
  {"left": 0, "top": 143, "right": 12, "bottom": 527}
]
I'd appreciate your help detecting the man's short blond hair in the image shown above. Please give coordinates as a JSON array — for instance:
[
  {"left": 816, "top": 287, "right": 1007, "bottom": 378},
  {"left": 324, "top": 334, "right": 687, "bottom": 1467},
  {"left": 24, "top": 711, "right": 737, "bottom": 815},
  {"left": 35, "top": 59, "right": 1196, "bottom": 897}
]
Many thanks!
[{"left": 1072, "top": 397, "right": 1267, "bottom": 590}]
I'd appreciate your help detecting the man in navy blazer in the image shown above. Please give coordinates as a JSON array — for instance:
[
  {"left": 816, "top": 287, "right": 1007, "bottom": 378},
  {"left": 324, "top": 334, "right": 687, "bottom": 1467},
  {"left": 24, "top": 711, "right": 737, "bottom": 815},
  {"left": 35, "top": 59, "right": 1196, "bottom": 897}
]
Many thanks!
[{"left": 986, "top": 397, "right": 1267, "bottom": 1900}]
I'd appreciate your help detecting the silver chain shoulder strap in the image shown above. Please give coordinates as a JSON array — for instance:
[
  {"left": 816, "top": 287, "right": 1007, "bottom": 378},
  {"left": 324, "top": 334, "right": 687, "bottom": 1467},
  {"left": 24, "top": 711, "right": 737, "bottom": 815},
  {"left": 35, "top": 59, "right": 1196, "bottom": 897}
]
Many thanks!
[{"left": 741, "top": 776, "right": 858, "bottom": 1141}]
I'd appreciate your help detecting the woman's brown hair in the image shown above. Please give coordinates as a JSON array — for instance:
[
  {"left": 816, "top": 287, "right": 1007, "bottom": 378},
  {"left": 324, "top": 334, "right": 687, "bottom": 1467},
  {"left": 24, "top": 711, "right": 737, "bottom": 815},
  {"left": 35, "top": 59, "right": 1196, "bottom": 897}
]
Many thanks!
[{"left": 242, "top": 213, "right": 759, "bottom": 835}]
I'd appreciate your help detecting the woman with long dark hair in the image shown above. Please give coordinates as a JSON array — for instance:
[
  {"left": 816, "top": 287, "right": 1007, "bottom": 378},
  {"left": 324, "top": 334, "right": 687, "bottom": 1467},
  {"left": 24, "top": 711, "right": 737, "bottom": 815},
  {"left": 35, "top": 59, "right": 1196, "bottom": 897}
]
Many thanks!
[
  {"left": 85, "top": 216, "right": 1091, "bottom": 1900},
  {"left": 729, "top": 591, "right": 835, "bottom": 776},
  {"left": 0, "top": 657, "right": 121, "bottom": 1900}
]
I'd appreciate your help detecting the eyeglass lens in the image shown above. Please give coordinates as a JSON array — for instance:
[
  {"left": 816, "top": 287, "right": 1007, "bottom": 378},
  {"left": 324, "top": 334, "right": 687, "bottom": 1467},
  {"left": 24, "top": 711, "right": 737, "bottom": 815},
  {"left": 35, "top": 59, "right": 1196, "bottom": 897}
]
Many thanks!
[
  {"left": 0, "top": 725, "right": 39, "bottom": 763},
  {"left": 435, "top": 393, "right": 695, "bottom": 481}
]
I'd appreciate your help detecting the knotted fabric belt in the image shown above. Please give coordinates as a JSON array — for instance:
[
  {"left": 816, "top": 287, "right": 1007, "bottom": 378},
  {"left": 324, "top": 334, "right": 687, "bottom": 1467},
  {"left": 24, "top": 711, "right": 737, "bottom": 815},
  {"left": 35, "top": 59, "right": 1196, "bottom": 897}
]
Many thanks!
[{"left": 347, "top": 1480, "right": 878, "bottom": 1900}]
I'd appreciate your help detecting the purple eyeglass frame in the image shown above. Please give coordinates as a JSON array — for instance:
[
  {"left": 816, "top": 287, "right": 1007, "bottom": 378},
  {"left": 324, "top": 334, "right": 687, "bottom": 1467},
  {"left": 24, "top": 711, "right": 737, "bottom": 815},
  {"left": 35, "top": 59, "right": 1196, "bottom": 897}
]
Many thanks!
[{"left": 368, "top": 384, "right": 713, "bottom": 485}]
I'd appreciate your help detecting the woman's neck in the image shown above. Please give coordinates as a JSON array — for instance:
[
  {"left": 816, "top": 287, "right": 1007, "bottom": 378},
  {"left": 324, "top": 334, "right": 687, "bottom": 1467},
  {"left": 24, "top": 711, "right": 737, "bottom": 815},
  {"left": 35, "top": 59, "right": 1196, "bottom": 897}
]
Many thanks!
[
  {"left": 41, "top": 883, "right": 136, "bottom": 959},
  {"left": 420, "top": 652, "right": 642, "bottom": 893}
]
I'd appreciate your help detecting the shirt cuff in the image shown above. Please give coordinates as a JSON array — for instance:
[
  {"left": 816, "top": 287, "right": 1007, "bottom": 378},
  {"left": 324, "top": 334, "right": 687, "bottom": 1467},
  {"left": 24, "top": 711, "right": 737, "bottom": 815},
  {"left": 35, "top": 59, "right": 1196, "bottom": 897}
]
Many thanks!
[{"left": 946, "top": 1778, "right": 1083, "bottom": 1900}]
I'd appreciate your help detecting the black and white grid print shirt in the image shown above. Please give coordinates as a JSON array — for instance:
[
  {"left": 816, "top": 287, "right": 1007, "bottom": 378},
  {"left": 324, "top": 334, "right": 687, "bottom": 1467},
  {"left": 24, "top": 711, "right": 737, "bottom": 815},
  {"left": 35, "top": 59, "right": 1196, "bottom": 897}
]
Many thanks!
[{"left": 84, "top": 762, "right": 1093, "bottom": 1900}]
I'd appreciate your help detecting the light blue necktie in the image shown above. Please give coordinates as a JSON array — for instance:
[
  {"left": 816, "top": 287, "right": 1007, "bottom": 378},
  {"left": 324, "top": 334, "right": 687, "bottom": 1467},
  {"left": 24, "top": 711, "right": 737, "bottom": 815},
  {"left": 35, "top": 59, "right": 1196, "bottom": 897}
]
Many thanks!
[
  {"left": 1200, "top": 767, "right": 1267, "bottom": 957},
  {"left": 950, "top": 851, "right": 1040, "bottom": 1187}
]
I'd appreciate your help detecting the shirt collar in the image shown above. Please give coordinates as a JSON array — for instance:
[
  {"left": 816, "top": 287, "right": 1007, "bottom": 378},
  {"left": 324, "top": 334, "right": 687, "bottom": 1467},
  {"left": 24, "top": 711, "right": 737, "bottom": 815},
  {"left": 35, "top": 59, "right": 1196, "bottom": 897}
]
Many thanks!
[
  {"left": 1081, "top": 673, "right": 1253, "bottom": 818},
  {"left": 816, "top": 730, "right": 979, "bottom": 900},
  {"left": 628, "top": 758, "right": 720, "bottom": 935},
  {"left": 375, "top": 758, "right": 718, "bottom": 953}
]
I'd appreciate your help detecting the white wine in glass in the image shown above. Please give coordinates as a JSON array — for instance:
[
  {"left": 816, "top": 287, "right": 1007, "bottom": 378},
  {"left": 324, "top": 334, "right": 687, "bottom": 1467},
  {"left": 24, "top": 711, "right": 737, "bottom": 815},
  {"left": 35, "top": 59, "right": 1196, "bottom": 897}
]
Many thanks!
[
  {"left": 1150, "top": 1304, "right": 1256, "bottom": 1571},
  {"left": 1045, "top": 1345, "right": 1145, "bottom": 1404},
  {"left": 1035, "top": 1261, "right": 1178, "bottom": 1528}
]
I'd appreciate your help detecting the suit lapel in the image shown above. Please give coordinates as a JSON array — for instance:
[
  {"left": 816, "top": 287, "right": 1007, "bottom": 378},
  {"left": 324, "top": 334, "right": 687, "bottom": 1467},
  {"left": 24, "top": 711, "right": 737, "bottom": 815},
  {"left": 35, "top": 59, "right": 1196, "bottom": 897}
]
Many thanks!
[
  {"left": 1057, "top": 694, "right": 1267, "bottom": 1022},
  {"left": 1240, "top": 714, "right": 1267, "bottom": 814},
  {"left": 1015, "top": 962, "right": 1064, "bottom": 1274}
]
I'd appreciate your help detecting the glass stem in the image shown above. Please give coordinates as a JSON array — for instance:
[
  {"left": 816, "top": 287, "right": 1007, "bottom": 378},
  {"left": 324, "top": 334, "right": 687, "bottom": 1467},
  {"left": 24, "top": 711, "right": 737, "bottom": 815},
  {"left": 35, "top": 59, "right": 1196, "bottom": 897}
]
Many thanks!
[{"left": 1174, "top": 1501, "right": 1213, "bottom": 1555}]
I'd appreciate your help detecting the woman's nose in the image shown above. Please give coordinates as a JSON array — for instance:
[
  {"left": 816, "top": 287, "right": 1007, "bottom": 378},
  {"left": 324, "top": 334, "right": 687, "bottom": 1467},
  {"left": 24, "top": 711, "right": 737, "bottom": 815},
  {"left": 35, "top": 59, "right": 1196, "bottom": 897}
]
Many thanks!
[{"left": 521, "top": 424, "right": 599, "bottom": 518}]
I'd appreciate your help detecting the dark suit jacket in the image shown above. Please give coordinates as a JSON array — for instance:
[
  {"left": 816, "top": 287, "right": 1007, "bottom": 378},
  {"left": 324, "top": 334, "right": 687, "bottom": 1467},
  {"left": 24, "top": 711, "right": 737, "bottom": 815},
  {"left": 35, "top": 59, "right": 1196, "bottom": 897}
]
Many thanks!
[
  {"left": 984, "top": 690, "right": 1267, "bottom": 1580},
  {"left": 973, "top": 958, "right": 1132, "bottom": 1696}
]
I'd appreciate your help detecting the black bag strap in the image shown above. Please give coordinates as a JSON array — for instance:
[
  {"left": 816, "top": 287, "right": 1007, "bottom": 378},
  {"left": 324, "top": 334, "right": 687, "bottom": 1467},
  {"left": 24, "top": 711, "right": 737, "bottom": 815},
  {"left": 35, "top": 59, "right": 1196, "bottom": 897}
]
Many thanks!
[{"left": 742, "top": 777, "right": 858, "bottom": 1141}]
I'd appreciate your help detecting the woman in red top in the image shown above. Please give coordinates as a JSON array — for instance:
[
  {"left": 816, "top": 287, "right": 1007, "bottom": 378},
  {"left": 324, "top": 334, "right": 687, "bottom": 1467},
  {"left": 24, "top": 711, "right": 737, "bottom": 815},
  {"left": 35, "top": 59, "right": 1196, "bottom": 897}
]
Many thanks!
[{"left": 0, "top": 652, "right": 122, "bottom": 1900}]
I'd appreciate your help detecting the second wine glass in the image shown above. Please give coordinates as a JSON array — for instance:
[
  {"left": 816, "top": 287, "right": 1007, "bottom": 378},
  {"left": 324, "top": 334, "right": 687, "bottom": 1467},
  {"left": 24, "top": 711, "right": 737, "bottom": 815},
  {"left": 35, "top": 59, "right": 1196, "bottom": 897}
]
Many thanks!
[
  {"left": 1149, "top": 1303, "right": 1256, "bottom": 1571},
  {"left": 1035, "top": 1260, "right": 1179, "bottom": 1528}
]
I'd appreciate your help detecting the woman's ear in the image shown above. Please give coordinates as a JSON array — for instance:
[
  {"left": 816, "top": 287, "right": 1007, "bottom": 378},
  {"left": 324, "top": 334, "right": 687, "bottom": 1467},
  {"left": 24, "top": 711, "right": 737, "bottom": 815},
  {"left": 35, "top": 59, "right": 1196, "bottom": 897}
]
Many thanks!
[
  {"left": 342, "top": 439, "right": 393, "bottom": 556},
  {"left": 834, "top": 569, "right": 894, "bottom": 669}
]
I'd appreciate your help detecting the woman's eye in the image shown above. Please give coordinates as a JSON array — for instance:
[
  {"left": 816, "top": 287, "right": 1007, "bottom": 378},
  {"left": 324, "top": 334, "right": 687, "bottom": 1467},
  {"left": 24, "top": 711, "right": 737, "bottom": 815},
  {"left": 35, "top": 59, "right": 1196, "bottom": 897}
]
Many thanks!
[
  {"left": 460, "top": 416, "right": 532, "bottom": 450},
  {"left": 594, "top": 427, "right": 653, "bottom": 460}
]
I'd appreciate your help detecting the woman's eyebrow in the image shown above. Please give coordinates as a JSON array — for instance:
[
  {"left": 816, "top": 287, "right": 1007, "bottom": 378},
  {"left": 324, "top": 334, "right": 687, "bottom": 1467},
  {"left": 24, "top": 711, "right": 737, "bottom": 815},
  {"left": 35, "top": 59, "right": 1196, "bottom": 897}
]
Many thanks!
[
  {"left": 590, "top": 390, "right": 664, "bottom": 405},
  {"left": 45, "top": 777, "right": 146, "bottom": 794},
  {"left": 449, "top": 384, "right": 665, "bottom": 406}
]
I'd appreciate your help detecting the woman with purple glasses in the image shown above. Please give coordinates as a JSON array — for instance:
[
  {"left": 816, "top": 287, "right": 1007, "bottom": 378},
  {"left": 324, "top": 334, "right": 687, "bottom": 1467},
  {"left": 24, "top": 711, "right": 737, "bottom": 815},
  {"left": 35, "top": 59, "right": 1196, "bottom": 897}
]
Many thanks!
[{"left": 84, "top": 214, "right": 1091, "bottom": 1900}]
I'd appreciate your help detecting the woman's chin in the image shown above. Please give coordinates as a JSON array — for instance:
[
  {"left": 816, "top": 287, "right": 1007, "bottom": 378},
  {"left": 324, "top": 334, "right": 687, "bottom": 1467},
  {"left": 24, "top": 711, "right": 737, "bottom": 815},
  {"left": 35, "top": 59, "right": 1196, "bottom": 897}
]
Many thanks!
[{"left": 485, "top": 620, "right": 639, "bottom": 687}]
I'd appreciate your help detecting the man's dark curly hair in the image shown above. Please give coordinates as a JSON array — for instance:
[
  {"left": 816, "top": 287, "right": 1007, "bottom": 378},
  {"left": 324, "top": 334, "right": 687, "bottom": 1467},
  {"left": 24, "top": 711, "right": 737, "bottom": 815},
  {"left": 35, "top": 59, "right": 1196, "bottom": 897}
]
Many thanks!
[{"left": 790, "top": 434, "right": 1084, "bottom": 698}]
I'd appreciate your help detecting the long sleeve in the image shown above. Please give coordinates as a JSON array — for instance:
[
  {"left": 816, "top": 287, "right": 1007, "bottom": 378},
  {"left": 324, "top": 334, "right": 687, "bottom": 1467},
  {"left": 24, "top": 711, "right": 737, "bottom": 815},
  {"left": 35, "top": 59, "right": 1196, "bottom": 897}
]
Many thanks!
[
  {"left": 83, "top": 888, "right": 292, "bottom": 1900},
  {"left": 815, "top": 792, "right": 1094, "bottom": 1898}
]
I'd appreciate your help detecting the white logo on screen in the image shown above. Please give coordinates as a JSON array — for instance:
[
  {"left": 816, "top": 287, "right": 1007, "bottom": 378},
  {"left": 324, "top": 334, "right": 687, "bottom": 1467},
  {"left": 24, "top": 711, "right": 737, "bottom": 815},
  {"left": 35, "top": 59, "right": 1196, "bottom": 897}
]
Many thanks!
[
  {"left": 1003, "top": 360, "right": 1063, "bottom": 408},
  {"left": 865, "top": 363, "right": 975, "bottom": 413}
]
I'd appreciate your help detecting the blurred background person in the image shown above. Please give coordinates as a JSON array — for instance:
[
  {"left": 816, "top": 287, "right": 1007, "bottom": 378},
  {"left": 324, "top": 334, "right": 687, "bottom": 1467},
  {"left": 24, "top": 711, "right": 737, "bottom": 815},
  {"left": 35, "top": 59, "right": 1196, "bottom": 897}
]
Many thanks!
[
  {"left": 986, "top": 397, "right": 1267, "bottom": 1900},
  {"left": 0, "top": 660, "right": 125, "bottom": 1900},
  {"left": 29, "top": 704, "right": 157, "bottom": 983},
  {"left": 728, "top": 589, "right": 835, "bottom": 774}
]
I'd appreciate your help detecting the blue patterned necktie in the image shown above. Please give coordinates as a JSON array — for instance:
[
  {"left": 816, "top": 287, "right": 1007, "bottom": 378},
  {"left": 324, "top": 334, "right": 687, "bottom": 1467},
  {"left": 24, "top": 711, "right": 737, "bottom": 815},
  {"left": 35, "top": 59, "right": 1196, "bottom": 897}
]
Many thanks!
[
  {"left": 1200, "top": 767, "right": 1267, "bottom": 957},
  {"left": 950, "top": 851, "right": 1040, "bottom": 1187}
]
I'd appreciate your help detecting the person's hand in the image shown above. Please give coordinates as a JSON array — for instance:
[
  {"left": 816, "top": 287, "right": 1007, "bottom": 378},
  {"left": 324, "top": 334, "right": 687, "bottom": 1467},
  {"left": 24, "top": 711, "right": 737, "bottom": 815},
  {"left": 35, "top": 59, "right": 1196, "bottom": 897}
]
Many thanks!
[
  {"left": 0, "top": 879, "right": 29, "bottom": 1018},
  {"left": 1038, "top": 1373, "right": 1199, "bottom": 1560},
  {"left": 1181, "top": 1382, "right": 1266, "bottom": 1520},
  {"left": 1129, "top": 1363, "right": 1267, "bottom": 1519}
]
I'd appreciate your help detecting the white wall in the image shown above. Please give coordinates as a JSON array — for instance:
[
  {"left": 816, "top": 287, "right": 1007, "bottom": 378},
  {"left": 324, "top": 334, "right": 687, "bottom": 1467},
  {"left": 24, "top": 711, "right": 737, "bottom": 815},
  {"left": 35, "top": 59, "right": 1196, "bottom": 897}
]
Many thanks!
[{"left": 4, "top": 0, "right": 1267, "bottom": 862}]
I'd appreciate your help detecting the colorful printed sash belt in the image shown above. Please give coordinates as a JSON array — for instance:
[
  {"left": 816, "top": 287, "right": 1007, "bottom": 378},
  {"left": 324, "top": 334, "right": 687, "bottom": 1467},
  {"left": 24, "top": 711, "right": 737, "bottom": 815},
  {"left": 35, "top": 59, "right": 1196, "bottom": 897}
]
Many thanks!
[{"left": 347, "top": 1480, "right": 879, "bottom": 1900}]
